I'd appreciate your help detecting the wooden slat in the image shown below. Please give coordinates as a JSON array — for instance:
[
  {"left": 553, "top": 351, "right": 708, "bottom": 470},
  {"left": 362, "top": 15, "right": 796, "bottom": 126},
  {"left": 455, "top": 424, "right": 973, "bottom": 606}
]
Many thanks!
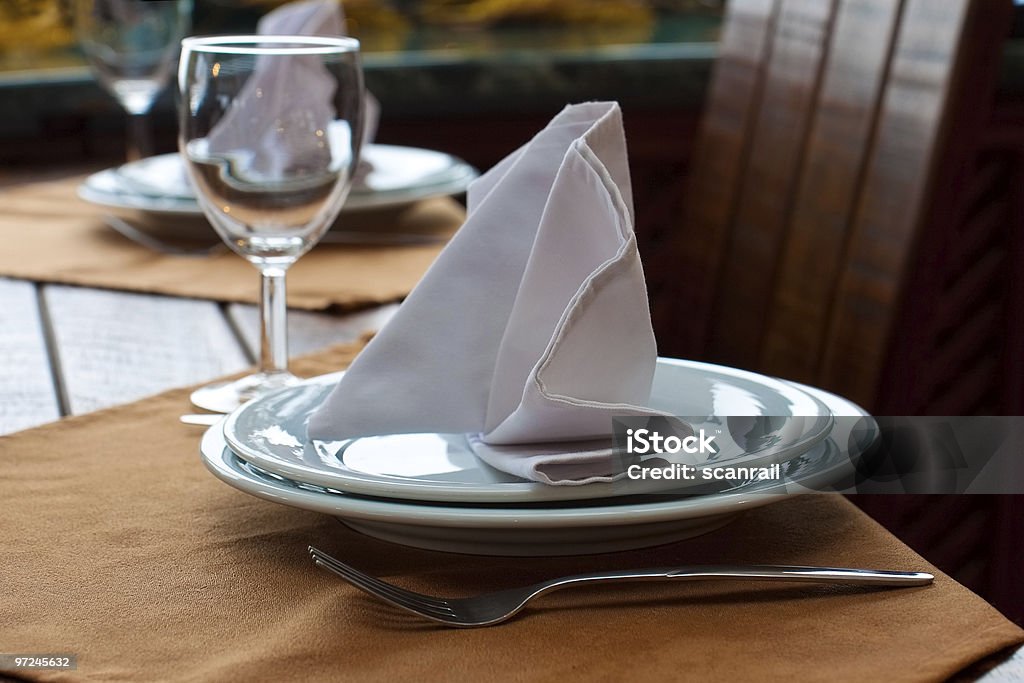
[
  {"left": 928, "top": 302, "right": 1000, "bottom": 395},
  {"left": 0, "top": 278, "right": 61, "bottom": 434},
  {"left": 926, "top": 353, "right": 998, "bottom": 414},
  {"left": 42, "top": 286, "right": 249, "bottom": 414},
  {"left": 950, "top": 196, "right": 1010, "bottom": 272},
  {"left": 1001, "top": 158, "right": 1024, "bottom": 412},
  {"left": 657, "top": 0, "right": 780, "bottom": 357},
  {"left": 226, "top": 303, "right": 397, "bottom": 361},
  {"left": 707, "top": 0, "right": 839, "bottom": 369},
  {"left": 935, "top": 248, "right": 1004, "bottom": 334},
  {"left": 957, "top": 152, "right": 1011, "bottom": 225},
  {"left": 758, "top": 0, "right": 903, "bottom": 382},
  {"left": 818, "top": 0, "right": 1000, "bottom": 407}
]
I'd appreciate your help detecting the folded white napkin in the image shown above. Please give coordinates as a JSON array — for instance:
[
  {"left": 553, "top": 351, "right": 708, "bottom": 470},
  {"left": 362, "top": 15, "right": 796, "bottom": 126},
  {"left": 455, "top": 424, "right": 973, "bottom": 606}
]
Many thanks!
[
  {"left": 202, "top": 0, "right": 379, "bottom": 181},
  {"left": 257, "top": 0, "right": 380, "bottom": 146},
  {"left": 307, "top": 102, "right": 674, "bottom": 484}
]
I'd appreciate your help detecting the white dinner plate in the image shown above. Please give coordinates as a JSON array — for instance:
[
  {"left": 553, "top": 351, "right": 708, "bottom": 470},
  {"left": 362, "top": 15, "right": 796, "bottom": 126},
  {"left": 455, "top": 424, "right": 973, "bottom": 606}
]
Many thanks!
[
  {"left": 222, "top": 358, "right": 834, "bottom": 504},
  {"left": 201, "top": 381, "right": 874, "bottom": 555},
  {"left": 77, "top": 144, "right": 479, "bottom": 215}
]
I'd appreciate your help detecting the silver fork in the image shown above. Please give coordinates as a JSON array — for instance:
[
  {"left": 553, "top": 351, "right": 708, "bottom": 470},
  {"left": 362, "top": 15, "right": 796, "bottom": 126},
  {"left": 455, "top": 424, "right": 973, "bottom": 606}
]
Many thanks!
[{"left": 308, "top": 546, "right": 933, "bottom": 628}]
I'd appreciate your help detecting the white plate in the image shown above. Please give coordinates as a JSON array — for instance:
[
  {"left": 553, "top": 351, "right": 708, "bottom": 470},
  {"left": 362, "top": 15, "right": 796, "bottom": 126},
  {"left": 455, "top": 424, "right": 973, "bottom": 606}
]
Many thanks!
[
  {"left": 77, "top": 145, "right": 479, "bottom": 215},
  {"left": 201, "top": 382, "right": 874, "bottom": 555},
  {"left": 222, "top": 358, "right": 834, "bottom": 504}
]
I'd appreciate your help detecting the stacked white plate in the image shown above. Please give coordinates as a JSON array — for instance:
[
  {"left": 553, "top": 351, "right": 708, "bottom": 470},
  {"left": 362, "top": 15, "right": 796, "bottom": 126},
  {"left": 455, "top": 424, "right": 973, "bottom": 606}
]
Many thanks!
[
  {"left": 201, "top": 358, "right": 876, "bottom": 556},
  {"left": 79, "top": 144, "right": 479, "bottom": 218}
]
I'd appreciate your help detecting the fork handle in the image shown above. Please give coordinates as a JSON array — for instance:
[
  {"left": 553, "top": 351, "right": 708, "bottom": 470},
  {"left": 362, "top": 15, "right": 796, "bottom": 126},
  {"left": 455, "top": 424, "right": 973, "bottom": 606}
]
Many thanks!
[{"left": 541, "top": 565, "right": 933, "bottom": 592}]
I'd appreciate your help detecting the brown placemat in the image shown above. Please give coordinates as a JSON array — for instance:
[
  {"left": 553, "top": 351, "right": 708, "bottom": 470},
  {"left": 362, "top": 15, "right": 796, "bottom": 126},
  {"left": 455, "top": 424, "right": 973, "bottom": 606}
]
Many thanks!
[
  {"left": 0, "top": 344, "right": 1021, "bottom": 682},
  {"left": 0, "top": 175, "right": 463, "bottom": 310}
]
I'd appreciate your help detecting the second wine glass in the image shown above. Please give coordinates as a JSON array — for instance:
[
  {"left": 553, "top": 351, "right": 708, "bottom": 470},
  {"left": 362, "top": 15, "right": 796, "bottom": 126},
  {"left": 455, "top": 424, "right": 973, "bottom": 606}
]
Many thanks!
[
  {"left": 76, "top": 0, "right": 192, "bottom": 161},
  {"left": 178, "top": 35, "right": 365, "bottom": 413}
]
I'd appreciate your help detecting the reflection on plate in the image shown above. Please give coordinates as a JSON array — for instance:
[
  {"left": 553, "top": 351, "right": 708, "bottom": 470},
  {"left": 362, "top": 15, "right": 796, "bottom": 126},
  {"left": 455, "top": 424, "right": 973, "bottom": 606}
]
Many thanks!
[
  {"left": 78, "top": 144, "right": 479, "bottom": 215},
  {"left": 222, "top": 358, "right": 835, "bottom": 504}
]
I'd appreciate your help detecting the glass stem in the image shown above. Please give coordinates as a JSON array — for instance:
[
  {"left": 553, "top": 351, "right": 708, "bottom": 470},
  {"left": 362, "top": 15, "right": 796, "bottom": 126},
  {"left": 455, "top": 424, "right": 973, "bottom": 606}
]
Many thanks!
[
  {"left": 258, "top": 267, "right": 290, "bottom": 376},
  {"left": 126, "top": 112, "right": 151, "bottom": 162}
]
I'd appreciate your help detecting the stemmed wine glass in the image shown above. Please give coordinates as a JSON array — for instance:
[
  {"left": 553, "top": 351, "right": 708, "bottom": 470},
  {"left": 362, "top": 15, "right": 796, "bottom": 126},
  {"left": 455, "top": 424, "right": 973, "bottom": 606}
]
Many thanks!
[
  {"left": 178, "top": 35, "right": 365, "bottom": 413},
  {"left": 75, "top": 0, "right": 192, "bottom": 161}
]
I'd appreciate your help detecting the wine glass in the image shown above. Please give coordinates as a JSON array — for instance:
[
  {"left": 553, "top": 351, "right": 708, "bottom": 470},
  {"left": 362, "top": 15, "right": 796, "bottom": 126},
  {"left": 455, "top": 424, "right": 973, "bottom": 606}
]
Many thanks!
[
  {"left": 178, "top": 35, "right": 365, "bottom": 413},
  {"left": 75, "top": 0, "right": 192, "bottom": 161}
]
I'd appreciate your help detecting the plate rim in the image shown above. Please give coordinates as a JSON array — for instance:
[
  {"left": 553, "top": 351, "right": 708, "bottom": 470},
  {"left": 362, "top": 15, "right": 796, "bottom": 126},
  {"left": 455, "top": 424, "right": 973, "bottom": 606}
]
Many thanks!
[
  {"left": 77, "top": 144, "right": 479, "bottom": 215},
  {"left": 202, "top": 426, "right": 857, "bottom": 530}
]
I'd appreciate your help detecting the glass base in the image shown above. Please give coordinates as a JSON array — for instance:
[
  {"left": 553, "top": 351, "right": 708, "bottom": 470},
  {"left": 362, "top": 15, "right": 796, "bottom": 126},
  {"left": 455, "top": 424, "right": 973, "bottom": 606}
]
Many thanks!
[{"left": 189, "top": 371, "right": 303, "bottom": 413}]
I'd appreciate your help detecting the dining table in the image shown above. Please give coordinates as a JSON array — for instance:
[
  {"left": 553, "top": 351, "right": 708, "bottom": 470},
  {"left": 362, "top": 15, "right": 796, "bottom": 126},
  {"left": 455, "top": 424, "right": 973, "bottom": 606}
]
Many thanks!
[{"left": 1, "top": 168, "right": 1023, "bottom": 682}]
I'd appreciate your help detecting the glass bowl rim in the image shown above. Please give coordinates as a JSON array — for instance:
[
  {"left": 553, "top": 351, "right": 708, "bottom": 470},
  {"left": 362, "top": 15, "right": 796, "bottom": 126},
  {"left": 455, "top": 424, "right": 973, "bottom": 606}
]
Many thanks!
[{"left": 181, "top": 35, "right": 361, "bottom": 55}]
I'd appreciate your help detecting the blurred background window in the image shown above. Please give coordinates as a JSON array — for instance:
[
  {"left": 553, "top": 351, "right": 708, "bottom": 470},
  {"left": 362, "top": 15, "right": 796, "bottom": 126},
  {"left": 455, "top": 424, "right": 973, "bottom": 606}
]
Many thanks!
[{"left": 0, "top": 0, "right": 726, "bottom": 66}]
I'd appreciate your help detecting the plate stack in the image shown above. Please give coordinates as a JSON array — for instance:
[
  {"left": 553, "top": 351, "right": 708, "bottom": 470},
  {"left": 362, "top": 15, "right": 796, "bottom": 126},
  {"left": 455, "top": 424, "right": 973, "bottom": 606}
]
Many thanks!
[
  {"left": 78, "top": 145, "right": 479, "bottom": 218},
  {"left": 201, "top": 357, "right": 876, "bottom": 556}
]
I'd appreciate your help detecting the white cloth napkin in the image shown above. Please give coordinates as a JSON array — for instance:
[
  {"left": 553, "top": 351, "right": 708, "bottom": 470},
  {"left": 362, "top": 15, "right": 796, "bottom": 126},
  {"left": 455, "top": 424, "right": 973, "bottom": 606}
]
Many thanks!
[
  {"left": 307, "top": 101, "right": 673, "bottom": 484},
  {"left": 202, "top": 0, "right": 379, "bottom": 181},
  {"left": 257, "top": 0, "right": 380, "bottom": 147}
]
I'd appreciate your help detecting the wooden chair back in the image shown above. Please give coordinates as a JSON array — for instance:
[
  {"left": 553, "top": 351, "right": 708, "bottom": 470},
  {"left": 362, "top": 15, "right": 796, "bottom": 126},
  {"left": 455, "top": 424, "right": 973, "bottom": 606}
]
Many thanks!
[{"left": 655, "top": 0, "right": 1014, "bottom": 412}]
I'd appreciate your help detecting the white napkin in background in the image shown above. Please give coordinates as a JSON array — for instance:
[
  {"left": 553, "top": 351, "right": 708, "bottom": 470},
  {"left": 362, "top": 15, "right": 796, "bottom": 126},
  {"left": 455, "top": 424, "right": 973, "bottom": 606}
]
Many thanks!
[
  {"left": 308, "top": 101, "right": 677, "bottom": 484},
  {"left": 257, "top": 0, "right": 380, "bottom": 146},
  {"left": 202, "top": 0, "right": 379, "bottom": 180}
]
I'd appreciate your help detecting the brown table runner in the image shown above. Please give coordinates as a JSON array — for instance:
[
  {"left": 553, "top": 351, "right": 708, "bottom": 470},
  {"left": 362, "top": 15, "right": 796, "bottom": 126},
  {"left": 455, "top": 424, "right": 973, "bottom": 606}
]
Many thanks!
[
  {"left": 0, "top": 175, "right": 463, "bottom": 310},
  {"left": 1, "top": 344, "right": 1021, "bottom": 683}
]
